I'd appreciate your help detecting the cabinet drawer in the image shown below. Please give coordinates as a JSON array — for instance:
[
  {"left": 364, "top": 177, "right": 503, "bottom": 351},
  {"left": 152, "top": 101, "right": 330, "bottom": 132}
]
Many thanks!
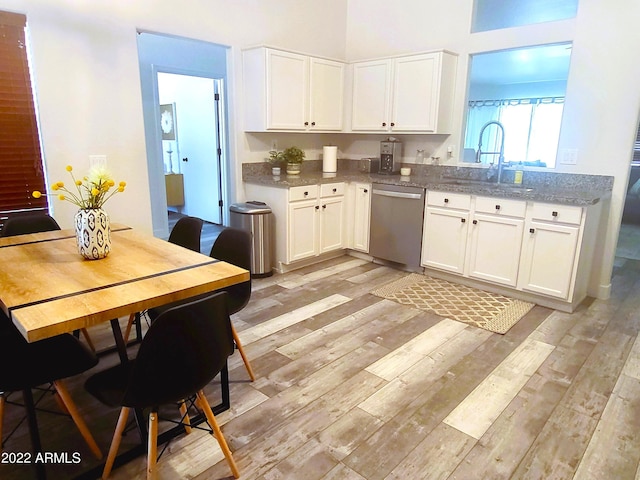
[
  {"left": 320, "top": 182, "right": 345, "bottom": 197},
  {"left": 289, "top": 184, "right": 319, "bottom": 202},
  {"left": 530, "top": 203, "right": 583, "bottom": 225},
  {"left": 475, "top": 196, "right": 526, "bottom": 217},
  {"left": 427, "top": 191, "right": 471, "bottom": 210}
]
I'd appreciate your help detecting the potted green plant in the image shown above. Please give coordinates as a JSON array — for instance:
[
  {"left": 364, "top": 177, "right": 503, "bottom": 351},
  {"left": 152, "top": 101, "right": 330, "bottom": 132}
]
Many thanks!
[
  {"left": 283, "top": 146, "right": 305, "bottom": 175},
  {"left": 268, "top": 150, "right": 284, "bottom": 175}
]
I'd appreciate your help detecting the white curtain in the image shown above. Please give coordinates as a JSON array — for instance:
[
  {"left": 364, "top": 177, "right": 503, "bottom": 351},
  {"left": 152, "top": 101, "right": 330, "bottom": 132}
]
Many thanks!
[{"left": 465, "top": 97, "right": 564, "bottom": 167}]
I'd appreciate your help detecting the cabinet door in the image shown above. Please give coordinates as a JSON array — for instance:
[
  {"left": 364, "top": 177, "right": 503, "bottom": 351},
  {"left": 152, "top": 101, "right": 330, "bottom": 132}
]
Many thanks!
[
  {"left": 421, "top": 206, "right": 469, "bottom": 274},
  {"left": 468, "top": 213, "right": 524, "bottom": 286},
  {"left": 288, "top": 200, "right": 318, "bottom": 262},
  {"left": 309, "top": 58, "right": 344, "bottom": 131},
  {"left": 351, "top": 59, "right": 392, "bottom": 131},
  {"left": 518, "top": 220, "right": 579, "bottom": 299},
  {"left": 267, "top": 49, "right": 308, "bottom": 130},
  {"left": 352, "top": 183, "right": 371, "bottom": 252},
  {"left": 392, "top": 53, "right": 440, "bottom": 132},
  {"left": 319, "top": 196, "right": 344, "bottom": 253}
]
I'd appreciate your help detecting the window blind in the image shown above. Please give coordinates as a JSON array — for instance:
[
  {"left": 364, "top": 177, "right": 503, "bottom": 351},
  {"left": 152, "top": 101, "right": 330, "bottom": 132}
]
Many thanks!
[{"left": 0, "top": 11, "right": 48, "bottom": 231}]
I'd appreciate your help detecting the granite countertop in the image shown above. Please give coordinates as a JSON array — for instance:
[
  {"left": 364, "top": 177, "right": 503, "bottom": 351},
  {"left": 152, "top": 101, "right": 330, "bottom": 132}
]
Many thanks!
[{"left": 243, "top": 170, "right": 612, "bottom": 207}]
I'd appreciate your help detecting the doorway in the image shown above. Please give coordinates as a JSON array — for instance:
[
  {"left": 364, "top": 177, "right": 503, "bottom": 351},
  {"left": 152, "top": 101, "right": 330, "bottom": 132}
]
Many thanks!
[
  {"left": 158, "top": 73, "right": 225, "bottom": 224},
  {"left": 137, "top": 32, "right": 231, "bottom": 239}
]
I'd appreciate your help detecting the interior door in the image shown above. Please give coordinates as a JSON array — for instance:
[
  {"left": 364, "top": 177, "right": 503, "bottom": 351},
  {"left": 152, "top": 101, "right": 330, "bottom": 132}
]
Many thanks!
[{"left": 158, "top": 73, "right": 223, "bottom": 224}]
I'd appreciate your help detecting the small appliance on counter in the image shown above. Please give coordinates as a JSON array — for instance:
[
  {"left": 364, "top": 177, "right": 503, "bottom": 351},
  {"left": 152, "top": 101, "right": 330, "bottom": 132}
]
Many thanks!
[
  {"left": 359, "top": 157, "right": 380, "bottom": 173},
  {"left": 379, "top": 138, "right": 402, "bottom": 174}
]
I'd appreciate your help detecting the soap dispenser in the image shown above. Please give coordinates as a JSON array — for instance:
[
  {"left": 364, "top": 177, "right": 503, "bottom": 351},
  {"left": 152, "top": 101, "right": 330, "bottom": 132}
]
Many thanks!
[{"left": 514, "top": 162, "right": 523, "bottom": 185}]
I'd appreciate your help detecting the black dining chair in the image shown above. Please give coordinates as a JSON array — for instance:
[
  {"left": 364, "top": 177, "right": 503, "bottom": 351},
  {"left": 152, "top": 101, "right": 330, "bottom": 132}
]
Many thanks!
[
  {"left": 122, "top": 215, "right": 204, "bottom": 343},
  {"left": 1, "top": 214, "right": 61, "bottom": 237},
  {"left": 168, "top": 215, "right": 204, "bottom": 253},
  {"left": 208, "top": 227, "right": 256, "bottom": 381},
  {"left": 1, "top": 214, "right": 97, "bottom": 352},
  {"left": 84, "top": 292, "right": 240, "bottom": 479},
  {"left": 0, "top": 312, "right": 103, "bottom": 476}
]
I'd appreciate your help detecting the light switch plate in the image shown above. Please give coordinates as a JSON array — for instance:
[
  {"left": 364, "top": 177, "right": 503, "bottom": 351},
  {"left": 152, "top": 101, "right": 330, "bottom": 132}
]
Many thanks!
[
  {"left": 89, "top": 155, "right": 107, "bottom": 168},
  {"left": 559, "top": 148, "right": 578, "bottom": 165}
]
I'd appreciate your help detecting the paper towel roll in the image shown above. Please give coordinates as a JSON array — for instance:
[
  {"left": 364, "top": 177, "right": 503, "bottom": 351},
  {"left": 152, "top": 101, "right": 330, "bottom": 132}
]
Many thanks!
[{"left": 323, "top": 146, "right": 338, "bottom": 173}]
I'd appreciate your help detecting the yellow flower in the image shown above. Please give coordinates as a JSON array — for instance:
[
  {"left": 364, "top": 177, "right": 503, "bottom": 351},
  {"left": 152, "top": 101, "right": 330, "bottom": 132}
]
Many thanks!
[
  {"left": 119, "top": 181, "right": 126, "bottom": 187},
  {"left": 31, "top": 164, "right": 126, "bottom": 210}
]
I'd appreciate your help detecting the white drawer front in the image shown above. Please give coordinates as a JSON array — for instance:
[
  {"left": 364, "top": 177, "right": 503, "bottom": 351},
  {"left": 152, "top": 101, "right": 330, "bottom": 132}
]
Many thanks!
[
  {"left": 475, "top": 196, "right": 526, "bottom": 217},
  {"left": 320, "top": 182, "right": 345, "bottom": 197},
  {"left": 427, "top": 191, "right": 471, "bottom": 210},
  {"left": 530, "top": 203, "right": 583, "bottom": 225},
  {"left": 289, "top": 184, "right": 319, "bottom": 202}
]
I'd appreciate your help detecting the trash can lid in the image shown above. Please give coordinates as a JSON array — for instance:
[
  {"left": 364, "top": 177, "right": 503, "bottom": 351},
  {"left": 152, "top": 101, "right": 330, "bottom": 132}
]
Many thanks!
[{"left": 229, "top": 201, "right": 272, "bottom": 214}]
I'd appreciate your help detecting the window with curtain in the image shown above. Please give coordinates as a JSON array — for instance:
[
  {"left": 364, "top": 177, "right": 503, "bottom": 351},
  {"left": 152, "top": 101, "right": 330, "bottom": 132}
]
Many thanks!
[
  {"left": 0, "top": 11, "right": 48, "bottom": 231},
  {"left": 464, "top": 97, "right": 564, "bottom": 168}
]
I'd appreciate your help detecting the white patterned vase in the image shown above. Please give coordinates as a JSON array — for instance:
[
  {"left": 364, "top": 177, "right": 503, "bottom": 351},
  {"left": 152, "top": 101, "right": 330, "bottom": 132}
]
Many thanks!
[{"left": 74, "top": 208, "right": 111, "bottom": 260}]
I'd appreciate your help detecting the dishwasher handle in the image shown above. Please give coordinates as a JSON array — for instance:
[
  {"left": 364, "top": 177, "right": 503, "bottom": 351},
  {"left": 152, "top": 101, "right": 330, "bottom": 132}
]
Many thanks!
[{"left": 372, "top": 189, "right": 423, "bottom": 200}]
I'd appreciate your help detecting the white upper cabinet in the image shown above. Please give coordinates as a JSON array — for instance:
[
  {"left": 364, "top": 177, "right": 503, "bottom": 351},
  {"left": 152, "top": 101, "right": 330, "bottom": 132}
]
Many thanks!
[
  {"left": 351, "top": 51, "right": 457, "bottom": 133},
  {"left": 309, "top": 57, "right": 345, "bottom": 130},
  {"left": 242, "top": 47, "right": 344, "bottom": 132},
  {"left": 350, "top": 59, "right": 393, "bottom": 132}
]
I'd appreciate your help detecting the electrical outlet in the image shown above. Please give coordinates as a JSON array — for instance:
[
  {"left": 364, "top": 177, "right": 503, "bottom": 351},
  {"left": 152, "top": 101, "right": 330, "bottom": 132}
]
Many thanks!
[
  {"left": 271, "top": 140, "right": 278, "bottom": 151},
  {"left": 89, "top": 155, "right": 107, "bottom": 168},
  {"left": 559, "top": 148, "right": 578, "bottom": 165}
]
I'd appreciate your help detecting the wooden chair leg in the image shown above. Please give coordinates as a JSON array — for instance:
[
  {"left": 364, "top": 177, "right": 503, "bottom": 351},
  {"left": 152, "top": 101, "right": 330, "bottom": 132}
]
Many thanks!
[
  {"left": 196, "top": 390, "right": 240, "bottom": 478},
  {"left": 147, "top": 411, "right": 158, "bottom": 480},
  {"left": 123, "top": 313, "right": 136, "bottom": 344},
  {"left": 80, "top": 328, "right": 96, "bottom": 352},
  {"left": 102, "top": 407, "right": 130, "bottom": 479},
  {"left": 178, "top": 400, "right": 192, "bottom": 434},
  {"left": 231, "top": 324, "right": 255, "bottom": 382},
  {"left": 53, "top": 380, "right": 102, "bottom": 460}
]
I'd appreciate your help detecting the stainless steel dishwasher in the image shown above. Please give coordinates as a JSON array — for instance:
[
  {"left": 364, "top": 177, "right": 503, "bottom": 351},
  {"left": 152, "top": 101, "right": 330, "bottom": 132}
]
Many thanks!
[{"left": 369, "top": 183, "right": 425, "bottom": 268}]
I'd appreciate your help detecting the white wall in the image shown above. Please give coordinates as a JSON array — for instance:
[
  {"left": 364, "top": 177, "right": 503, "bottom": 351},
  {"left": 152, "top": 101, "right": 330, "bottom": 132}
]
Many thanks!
[{"left": 0, "top": 0, "right": 348, "bottom": 232}]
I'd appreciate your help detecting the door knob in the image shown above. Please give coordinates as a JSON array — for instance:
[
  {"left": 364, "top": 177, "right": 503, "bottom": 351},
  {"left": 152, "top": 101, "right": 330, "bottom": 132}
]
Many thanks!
[{"left": 182, "top": 157, "right": 188, "bottom": 162}]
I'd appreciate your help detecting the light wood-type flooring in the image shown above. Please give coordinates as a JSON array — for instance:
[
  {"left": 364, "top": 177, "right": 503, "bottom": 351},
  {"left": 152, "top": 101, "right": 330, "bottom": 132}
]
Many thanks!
[{"left": 2, "top": 225, "right": 640, "bottom": 479}]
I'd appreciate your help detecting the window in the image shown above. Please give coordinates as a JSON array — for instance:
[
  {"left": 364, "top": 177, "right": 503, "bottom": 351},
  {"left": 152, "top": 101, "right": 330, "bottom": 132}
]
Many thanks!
[
  {"left": 0, "top": 11, "right": 48, "bottom": 231},
  {"left": 472, "top": 0, "right": 579, "bottom": 33},
  {"left": 464, "top": 97, "right": 564, "bottom": 167},
  {"left": 462, "top": 43, "right": 572, "bottom": 169}
]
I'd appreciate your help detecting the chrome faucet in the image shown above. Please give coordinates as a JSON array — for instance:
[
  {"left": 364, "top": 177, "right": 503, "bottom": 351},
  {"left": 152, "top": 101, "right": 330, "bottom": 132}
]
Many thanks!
[{"left": 476, "top": 120, "right": 505, "bottom": 183}]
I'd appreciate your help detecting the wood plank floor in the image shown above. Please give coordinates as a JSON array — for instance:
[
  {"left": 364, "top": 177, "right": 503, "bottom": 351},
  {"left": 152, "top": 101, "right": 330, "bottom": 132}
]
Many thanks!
[{"left": 2, "top": 237, "right": 640, "bottom": 479}]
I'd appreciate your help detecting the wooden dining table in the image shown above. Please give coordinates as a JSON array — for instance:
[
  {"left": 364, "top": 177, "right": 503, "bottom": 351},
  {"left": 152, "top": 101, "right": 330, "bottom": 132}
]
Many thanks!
[
  {"left": 0, "top": 224, "right": 249, "bottom": 345},
  {"left": 0, "top": 224, "right": 250, "bottom": 479}
]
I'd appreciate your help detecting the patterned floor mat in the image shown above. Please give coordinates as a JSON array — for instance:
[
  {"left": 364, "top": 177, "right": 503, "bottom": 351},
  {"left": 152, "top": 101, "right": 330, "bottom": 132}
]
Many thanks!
[{"left": 371, "top": 273, "right": 535, "bottom": 334}]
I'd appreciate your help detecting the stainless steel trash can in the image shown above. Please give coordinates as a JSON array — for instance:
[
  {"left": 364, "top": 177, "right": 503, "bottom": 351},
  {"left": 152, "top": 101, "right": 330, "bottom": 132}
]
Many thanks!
[{"left": 229, "top": 201, "right": 273, "bottom": 277}]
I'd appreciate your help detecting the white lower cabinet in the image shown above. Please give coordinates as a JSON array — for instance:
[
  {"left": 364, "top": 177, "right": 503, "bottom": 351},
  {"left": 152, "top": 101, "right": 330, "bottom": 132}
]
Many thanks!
[
  {"left": 244, "top": 182, "right": 346, "bottom": 270},
  {"left": 288, "top": 183, "right": 345, "bottom": 262},
  {"left": 288, "top": 197, "right": 319, "bottom": 262},
  {"left": 421, "top": 191, "right": 594, "bottom": 309},
  {"left": 347, "top": 182, "right": 371, "bottom": 252},
  {"left": 467, "top": 196, "right": 525, "bottom": 287},
  {"left": 421, "top": 191, "right": 470, "bottom": 274},
  {"left": 518, "top": 203, "right": 583, "bottom": 299}
]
